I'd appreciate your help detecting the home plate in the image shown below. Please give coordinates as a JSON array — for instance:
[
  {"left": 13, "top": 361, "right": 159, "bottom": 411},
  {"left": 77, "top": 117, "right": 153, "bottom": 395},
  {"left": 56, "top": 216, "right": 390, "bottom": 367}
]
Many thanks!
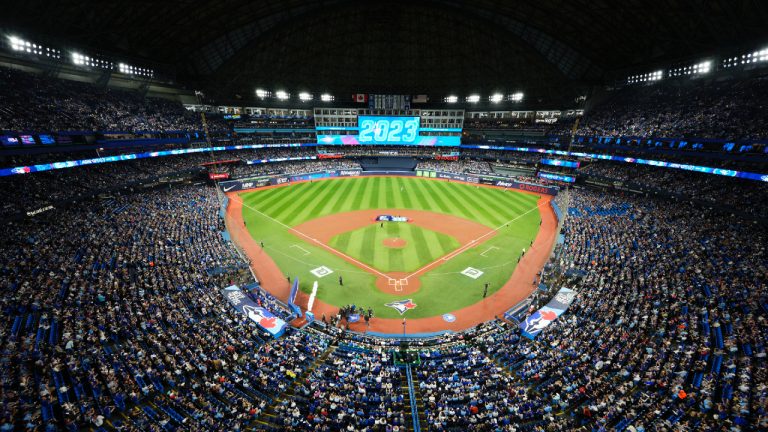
[
  {"left": 461, "top": 267, "right": 484, "bottom": 279},
  {"left": 310, "top": 266, "right": 333, "bottom": 278}
]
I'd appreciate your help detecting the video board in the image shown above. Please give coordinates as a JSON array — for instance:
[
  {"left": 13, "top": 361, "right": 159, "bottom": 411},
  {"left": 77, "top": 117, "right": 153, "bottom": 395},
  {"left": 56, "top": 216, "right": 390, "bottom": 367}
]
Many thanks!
[{"left": 317, "top": 115, "right": 460, "bottom": 146}]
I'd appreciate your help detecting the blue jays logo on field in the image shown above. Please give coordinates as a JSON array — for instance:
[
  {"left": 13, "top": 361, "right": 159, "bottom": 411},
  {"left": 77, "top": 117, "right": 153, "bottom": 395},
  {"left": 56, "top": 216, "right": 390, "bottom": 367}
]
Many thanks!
[{"left": 385, "top": 299, "right": 417, "bottom": 315}]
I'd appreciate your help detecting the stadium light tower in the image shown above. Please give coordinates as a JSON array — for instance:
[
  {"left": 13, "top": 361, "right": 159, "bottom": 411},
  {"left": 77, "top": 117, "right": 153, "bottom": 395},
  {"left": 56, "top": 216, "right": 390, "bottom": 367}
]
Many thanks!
[
  {"left": 490, "top": 93, "right": 504, "bottom": 103},
  {"left": 445, "top": 95, "right": 458, "bottom": 103},
  {"left": 255, "top": 88, "right": 269, "bottom": 99},
  {"left": 298, "top": 92, "right": 313, "bottom": 102},
  {"left": 320, "top": 93, "right": 334, "bottom": 102},
  {"left": 275, "top": 90, "right": 289, "bottom": 100},
  {"left": 467, "top": 94, "right": 480, "bottom": 103}
]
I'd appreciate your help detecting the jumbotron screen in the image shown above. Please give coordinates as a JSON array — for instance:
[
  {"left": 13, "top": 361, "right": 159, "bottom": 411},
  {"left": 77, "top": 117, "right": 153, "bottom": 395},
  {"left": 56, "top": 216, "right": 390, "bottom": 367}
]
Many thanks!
[{"left": 317, "top": 115, "right": 460, "bottom": 146}]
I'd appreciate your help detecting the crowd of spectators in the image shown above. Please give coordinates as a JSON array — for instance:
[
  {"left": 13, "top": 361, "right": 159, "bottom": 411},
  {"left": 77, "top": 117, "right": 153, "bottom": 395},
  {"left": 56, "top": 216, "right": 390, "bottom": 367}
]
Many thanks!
[
  {"left": 270, "top": 342, "right": 408, "bottom": 430},
  {"left": 0, "top": 66, "right": 227, "bottom": 133},
  {"left": 0, "top": 184, "right": 330, "bottom": 431},
  {"left": 227, "top": 160, "right": 361, "bottom": 180},
  {"left": 580, "top": 161, "right": 768, "bottom": 220},
  {"left": 569, "top": 77, "right": 768, "bottom": 141},
  {"left": 415, "top": 160, "right": 491, "bottom": 174},
  {"left": 1, "top": 135, "right": 766, "bottom": 431}
]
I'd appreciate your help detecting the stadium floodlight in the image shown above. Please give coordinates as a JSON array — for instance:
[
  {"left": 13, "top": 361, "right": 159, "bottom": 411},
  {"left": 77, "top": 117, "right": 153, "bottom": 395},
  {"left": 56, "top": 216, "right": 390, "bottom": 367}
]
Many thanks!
[
  {"left": 510, "top": 92, "right": 524, "bottom": 102},
  {"left": 444, "top": 95, "right": 458, "bottom": 103},
  {"left": 8, "top": 36, "right": 59, "bottom": 58},
  {"left": 697, "top": 61, "right": 712, "bottom": 74},
  {"left": 298, "top": 92, "right": 313, "bottom": 102},
  {"left": 320, "top": 93, "right": 334, "bottom": 102},
  {"left": 275, "top": 90, "right": 289, "bottom": 100},
  {"left": 8, "top": 36, "right": 21, "bottom": 51},
  {"left": 466, "top": 94, "right": 480, "bottom": 103},
  {"left": 118, "top": 62, "right": 153, "bottom": 77},
  {"left": 489, "top": 93, "right": 503, "bottom": 103},
  {"left": 255, "top": 88, "right": 269, "bottom": 98}
]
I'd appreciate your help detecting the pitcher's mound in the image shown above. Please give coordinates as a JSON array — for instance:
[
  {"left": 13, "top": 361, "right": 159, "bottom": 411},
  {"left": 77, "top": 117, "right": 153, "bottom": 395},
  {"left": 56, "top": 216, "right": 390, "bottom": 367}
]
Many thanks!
[{"left": 383, "top": 238, "right": 407, "bottom": 248}]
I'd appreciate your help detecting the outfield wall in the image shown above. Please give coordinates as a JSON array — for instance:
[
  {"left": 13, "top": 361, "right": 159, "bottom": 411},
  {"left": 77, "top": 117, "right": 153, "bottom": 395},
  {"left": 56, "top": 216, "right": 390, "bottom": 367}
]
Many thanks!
[{"left": 219, "top": 169, "right": 560, "bottom": 195}]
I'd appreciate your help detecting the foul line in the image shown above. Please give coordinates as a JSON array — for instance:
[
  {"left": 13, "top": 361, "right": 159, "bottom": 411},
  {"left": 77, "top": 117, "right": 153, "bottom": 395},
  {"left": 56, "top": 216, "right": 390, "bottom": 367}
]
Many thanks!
[
  {"left": 264, "top": 245, "right": 372, "bottom": 275},
  {"left": 480, "top": 246, "right": 500, "bottom": 257},
  {"left": 403, "top": 200, "right": 548, "bottom": 279},
  {"left": 233, "top": 193, "right": 549, "bottom": 284},
  {"left": 232, "top": 195, "right": 391, "bottom": 279},
  {"left": 290, "top": 244, "right": 311, "bottom": 256}
]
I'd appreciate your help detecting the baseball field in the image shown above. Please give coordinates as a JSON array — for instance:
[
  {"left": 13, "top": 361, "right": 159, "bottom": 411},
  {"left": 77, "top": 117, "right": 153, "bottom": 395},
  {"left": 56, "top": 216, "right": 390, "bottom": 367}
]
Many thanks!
[{"left": 233, "top": 176, "right": 545, "bottom": 322}]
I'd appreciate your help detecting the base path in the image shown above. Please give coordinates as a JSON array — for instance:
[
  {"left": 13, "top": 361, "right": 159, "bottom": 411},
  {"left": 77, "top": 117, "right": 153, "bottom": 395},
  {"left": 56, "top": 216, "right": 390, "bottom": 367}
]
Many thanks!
[
  {"left": 293, "top": 208, "right": 493, "bottom": 295},
  {"left": 225, "top": 176, "right": 558, "bottom": 334}
]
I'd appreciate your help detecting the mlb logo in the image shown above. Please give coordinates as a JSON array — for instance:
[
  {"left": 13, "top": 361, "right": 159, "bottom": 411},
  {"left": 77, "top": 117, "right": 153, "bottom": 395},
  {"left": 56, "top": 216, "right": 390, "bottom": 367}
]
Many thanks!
[{"left": 385, "top": 299, "right": 417, "bottom": 315}]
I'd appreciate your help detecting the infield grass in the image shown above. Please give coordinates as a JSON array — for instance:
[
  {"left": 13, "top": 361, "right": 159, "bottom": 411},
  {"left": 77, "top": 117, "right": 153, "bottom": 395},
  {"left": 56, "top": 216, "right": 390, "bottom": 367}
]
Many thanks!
[
  {"left": 329, "top": 223, "right": 460, "bottom": 273},
  {"left": 239, "top": 176, "right": 542, "bottom": 319}
]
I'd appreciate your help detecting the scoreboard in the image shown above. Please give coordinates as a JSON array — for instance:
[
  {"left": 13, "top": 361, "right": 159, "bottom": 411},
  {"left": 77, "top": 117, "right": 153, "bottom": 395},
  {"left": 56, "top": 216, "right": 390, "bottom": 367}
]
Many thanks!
[
  {"left": 315, "top": 110, "right": 462, "bottom": 146},
  {"left": 357, "top": 116, "right": 420, "bottom": 144}
]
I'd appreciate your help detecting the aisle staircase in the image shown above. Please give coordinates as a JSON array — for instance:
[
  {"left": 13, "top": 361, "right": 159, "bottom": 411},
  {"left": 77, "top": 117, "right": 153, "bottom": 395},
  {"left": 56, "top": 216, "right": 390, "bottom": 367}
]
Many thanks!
[
  {"left": 407, "top": 366, "right": 429, "bottom": 431},
  {"left": 404, "top": 365, "right": 422, "bottom": 432}
]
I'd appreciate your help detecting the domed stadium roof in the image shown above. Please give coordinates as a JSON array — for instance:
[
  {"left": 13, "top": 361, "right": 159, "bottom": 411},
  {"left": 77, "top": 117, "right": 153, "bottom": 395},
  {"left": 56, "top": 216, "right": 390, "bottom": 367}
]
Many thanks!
[{"left": 3, "top": 0, "right": 767, "bottom": 97}]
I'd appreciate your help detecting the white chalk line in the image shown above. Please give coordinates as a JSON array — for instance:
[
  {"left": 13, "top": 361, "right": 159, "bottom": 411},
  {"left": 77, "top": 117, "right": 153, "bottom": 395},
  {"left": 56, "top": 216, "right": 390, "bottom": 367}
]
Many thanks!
[
  {"left": 263, "top": 246, "right": 372, "bottom": 275},
  {"left": 289, "top": 244, "right": 311, "bottom": 256},
  {"left": 233, "top": 195, "right": 390, "bottom": 279},
  {"left": 235, "top": 194, "right": 545, "bottom": 284},
  {"left": 480, "top": 246, "right": 500, "bottom": 257},
  {"left": 402, "top": 200, "right": 547, "bottom": 279}
]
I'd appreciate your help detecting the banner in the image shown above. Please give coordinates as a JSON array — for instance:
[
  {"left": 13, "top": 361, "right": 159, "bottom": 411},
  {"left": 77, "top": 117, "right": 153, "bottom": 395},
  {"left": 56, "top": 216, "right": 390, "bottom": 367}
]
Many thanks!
[
  {"left": 219, "top": 178, "right": 271, "bottom": 192},
  {"left": 538, "top": 172, "right": 575, "bottom": 183},
  {"left": 220, "top": 285, "right": 287, "bottom": 337},
  {"left": 493, "top": 179, "right": 560, "bottom": 196},
  {"left": 520, "top": 288, "right": 576, "bottom": 339},
  {"left": 540, "top": 158, "right": 580, "bottom": 169},
  {"left": 436, "top": 172, "right": 467, "bottom": 182},
  {"left": 288, "top": 278, "right": 299, "bottom": 304},
  {"left": 287, "top": 278, "right": 302, "bottom": 317},
  {"left": 337, "top": 169, "right": 362, "bottom": 177},
  {"left": 376, "top": 215, "right": 409, "bottom": 222}
]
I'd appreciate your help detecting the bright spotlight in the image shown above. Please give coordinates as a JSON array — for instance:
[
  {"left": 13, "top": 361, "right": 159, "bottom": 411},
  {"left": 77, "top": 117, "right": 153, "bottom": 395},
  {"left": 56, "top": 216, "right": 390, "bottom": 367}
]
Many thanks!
[
  {"left": 445, "top": 95, "right": 458, "bottom": 103},
  {"left": 255, "top": 89, "right": 269, "bottom": 98},
  {"left": 298, "top": 92, "right": 313, "bottom": 101},
  {"left": 466, "top": 94, "right": 480, "bottom": 103},
  {"left": 489, "top": 93, "right": 503, "bottom": 103},
  {"left": 275, "top": 90, "right": 289, "bottom": 100},
  {"left": 320, "top": 93, "right": 334, "bottom": 102}
]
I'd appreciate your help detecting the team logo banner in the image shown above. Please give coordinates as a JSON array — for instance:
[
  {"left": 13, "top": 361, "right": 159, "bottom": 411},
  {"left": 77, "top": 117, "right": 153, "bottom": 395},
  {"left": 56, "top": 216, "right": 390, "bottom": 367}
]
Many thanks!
[
  {"left": 519, "top": 288, "right": 576, "bottom": 339},
  {"left": 221, "top": 285, "right": 287, "bottom": 337},
  {"left": 376, "top": 215, "right": 409, "bottom": 222},
  {"left": 287, "top": 278, "right": 302, "bottom": 317}
]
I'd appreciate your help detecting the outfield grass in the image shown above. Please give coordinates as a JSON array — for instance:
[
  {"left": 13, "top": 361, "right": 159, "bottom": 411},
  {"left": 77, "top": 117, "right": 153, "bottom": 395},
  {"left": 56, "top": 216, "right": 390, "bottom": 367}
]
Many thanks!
[
  {"left": 240, "top": 176, "right": 542, "bottom": 319},
  {"left": 328, "top": 223, "right": 460, "bottom": 273}
]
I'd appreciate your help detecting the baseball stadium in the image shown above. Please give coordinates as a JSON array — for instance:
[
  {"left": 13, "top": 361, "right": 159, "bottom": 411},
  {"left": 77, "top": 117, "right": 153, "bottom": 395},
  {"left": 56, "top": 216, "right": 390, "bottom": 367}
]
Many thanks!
[{"left": 1, "top": 1, "right": 767, "bottom": 431}]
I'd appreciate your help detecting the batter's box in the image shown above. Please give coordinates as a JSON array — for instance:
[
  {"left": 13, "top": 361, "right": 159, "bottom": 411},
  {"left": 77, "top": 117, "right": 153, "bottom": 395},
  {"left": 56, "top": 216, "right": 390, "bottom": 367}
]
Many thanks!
[
  {"left": 310, "top": 266, "right": 333, "bottom": 278},
  {"left": 461, "top": 267, "right": 484, "bottom": 279},
  {"left": 388, "top": 278, "right": 409, "bottom": 292}
]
